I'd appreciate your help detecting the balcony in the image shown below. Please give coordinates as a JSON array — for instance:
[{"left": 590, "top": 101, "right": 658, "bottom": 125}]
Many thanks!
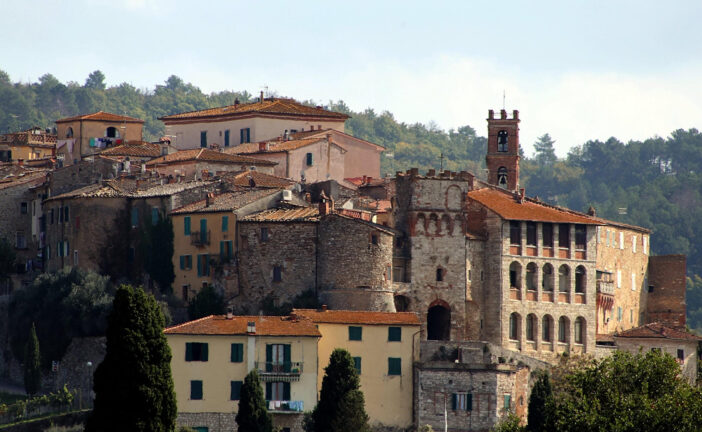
[
  {"left": 267, "top": 400, "right": 304, "bottom": 413},
  {"left": 597, "top": 280, "right": 615, "bottom": 295},
  {"left": 255, "top": 362, "right": 303, "bottom": 382},
  {"left": 190, "top": 230, "right": 210, "bottom": 246}
]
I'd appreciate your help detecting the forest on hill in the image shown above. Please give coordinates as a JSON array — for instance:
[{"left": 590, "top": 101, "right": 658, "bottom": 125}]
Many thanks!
[{"left": 2, "top": 70, "right": 702, "bottom": 331}]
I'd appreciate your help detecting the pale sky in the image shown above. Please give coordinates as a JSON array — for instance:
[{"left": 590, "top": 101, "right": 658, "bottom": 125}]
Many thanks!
[{"left": 3, "top": 0, "right": 701, "bottom": 157}]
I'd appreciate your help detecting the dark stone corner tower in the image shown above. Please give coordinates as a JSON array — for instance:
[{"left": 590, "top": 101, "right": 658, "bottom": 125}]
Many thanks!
[{"left": 486, "top": 109, "right": 520, "bottom": 191}]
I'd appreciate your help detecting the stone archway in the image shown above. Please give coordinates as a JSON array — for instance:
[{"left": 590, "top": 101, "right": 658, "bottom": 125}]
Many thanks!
[
  {"left": 394, "top": 295, "right": 410, "bottom": 312},
  {"left": 427, "top": 301, "right": 451, "bottom": 341}
]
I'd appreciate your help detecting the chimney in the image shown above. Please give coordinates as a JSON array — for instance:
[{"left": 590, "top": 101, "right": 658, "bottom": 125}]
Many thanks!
[
  {"left": 321, "top": 304, "right": 328, "bottom": 312},
  {"left": 260, "top": 91, "right": 264, "bottom": 103},
  {"left": 488, "top": 109, "right": 494, "bottom": 120},
  {"left": 319, "top": 191, "right": 333, "bottom": 216},
  {"left": 587, "top": 206, "right": 597, "bottom": 216},
  {"left": 17, "top": 159, "right": 23, "bottom": 167},
  {"left": 519, "top": 188, "right": 525, "bottom": 203},
  {"left": 226, "top": 306, "right": 233, "bottom": 319},
  {"left": 247, "top": 321, "right": 256, "bottom": 334},
  {"left": 427, "top": 169, "right": 436, "bottom": 177},
  {"left": 362, "top": 175, "right": 367, "bottom": 185},
  {"left": 513, "top": 110, "right": 519, "bottom": 120},
  {"left": 205, "top": 192, "right": 214, "bottom": 207},
  {"left": 259, "top": 142, "right": 267, "bottom": 152}
]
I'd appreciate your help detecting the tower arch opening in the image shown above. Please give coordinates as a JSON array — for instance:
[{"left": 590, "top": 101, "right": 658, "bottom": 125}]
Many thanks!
[{"left": 427, "top": 302, "right": 451, "bottom": 341}]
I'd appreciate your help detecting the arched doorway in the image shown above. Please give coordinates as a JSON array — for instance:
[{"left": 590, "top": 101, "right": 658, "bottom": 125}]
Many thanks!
[{"left": 427, "top": 302, "right": 451, "bottom": 341}]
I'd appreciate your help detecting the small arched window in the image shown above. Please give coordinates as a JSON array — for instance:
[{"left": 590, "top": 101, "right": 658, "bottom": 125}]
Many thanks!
[
  {"left": 574, "top": 317, "right": 585, "bottom": 344},
  {"left": 509, "top": 312, "right": 521, "bottom": 340},
  {"left": 526, "top": 314, "right": 536, "bottom": 341},
  {"left": 497, "top": 167, "right": 508, "bottom": 188},
  {"left": 558, "top": 316, "right": 568, "bottom": 342},
  {"left": 526, "top": 263, "right": 537, "bottom": 291},
  {"left": 575, "top": 266, "right": 587, "bottom": 293},
  {"left": 542, "top": 264, "right": 554, "bottom": 292},
  {"left": 436, "top": 267, "right": 444, "bottom": 282},
  {"left": 66, "top": 127, "right": 74, "bottom": 138},
  {"left": 509, "top": 262, "right": 522, "bottom": 289},
  {"left": 542, "top": 315, "right": 553, "bottom": 342},
  {"left": 105, "top": 126, "right": 119, "bottom": 138},
  {"left": 559, "top": 265, "right": 570, "bottom": 292},
  {"left": 498, "top": 130, "right": 508, "bottom": 152}
]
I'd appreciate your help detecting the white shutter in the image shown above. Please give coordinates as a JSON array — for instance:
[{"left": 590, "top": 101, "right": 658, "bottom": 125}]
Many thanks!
[
  {"left": 619, "top": 232, "right": 624, "bottom": 249},
  {"left": 632, "top": 236, "right": 637, "bottom": 253},
  {"left": 631, "top": 273, "right": 636, "bottom": 291}
]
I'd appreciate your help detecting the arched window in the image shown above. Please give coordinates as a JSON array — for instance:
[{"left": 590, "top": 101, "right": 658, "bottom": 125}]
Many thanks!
[
  {"left": 574, "top": 317, "right": 585, "bottom": 344},
  {"left": 542, "top": 315, "right": 553, "bottom": 342},
  {"left": 497, "top": 167, "right": 508, "bottom": 188},
  {"left": 575, "top": 266, "right": 586, "bottom": 293},
  {"left": 558, "top": 316, "right": 568, "bottom": 342},
  {"left": 509, "top": 312, "right": 521, "bottom": 340},
  {"left": 509, "top": 262, "right": 522, "bottom": 289},
  {"left": 105, "top": 126, "right": 119, "bottom": 138},
  {"left": 436, "top": 268, "right": 444, "bottom": 282},
  {"left": 427, "top": 303, "right": 451, "bottom": 341},
  {"left": 498, "top": 130, "right": 508, "bottom": 152},
  {"left": 542, "top": 264, "right": 554, "bottom": 291},
  {"left": 526, "top": 263, "right": 537, "bottom": 291},
  {"left": 66, "top": 127, "right": 74, "bottom": 138},
  {"left": 526, "top": 314, "right": 536, "bottom": 341},
  {"left": 559, "top": 265, "right": 570, "bottom": 292}
]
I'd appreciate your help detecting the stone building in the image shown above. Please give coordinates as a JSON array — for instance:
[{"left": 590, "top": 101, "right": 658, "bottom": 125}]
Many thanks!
[
  {"left": 145, "top": 148, "right": 277, "bottom": 178},
  {"left": 0, "top": 127, "right": 56, "bottom": 162}
]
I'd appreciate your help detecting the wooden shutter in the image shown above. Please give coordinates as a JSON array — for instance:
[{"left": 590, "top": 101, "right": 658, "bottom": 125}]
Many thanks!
[
  {"left": 231, "top": 381, "right": 242, "bottom": 400},
  {"left": 184, "top": 217, "right": 191, "bottom": 235},
  {"left": 200, "top": 131, "right": 207, "bottom": 148},
  {"left": 224, "top": 130, "right": 230, "bottom": 147},
  {"left": 231, "top": 343, "right": 243, "bottom": 362},
  {"left": 202, "top": 343, "right": 208, "bottom": 361},
  {"left": 185, "top": 342, "right": 193, "bottom": 361},
  {"left": 265, "top": 382, "right": 272, "bottom": 401},
  {"left": 388, "top": 327, "right": 401, "bottom": 341},
  {"left": 283, "top": 344, "right": 291, "bottom": 372},
  {"left": 353, "top": 357, "right": 361, "bottom": 375},
  {"left": 266, "top": 345, "right": 273, "bottom": 372},
  {"left": 283, "top": 382, "right": 291, "bottom": 401},
  {"left": 180, "top": 256, "right": 185, "bottom": 270},
  {"left": 222, "top": 215, "right": 228, "bottom": 232},
  {"left": 452, "top": 393, "right": 457, "bottom": 410},
  {"left": 467, "top": 393, "right": 473, "bottom": 411},
  {"left": 197, "top": 255, "right": 202, "bottom": 277},
  {"left": 191, "top": 380, "right": 203, "bottom": 399}
]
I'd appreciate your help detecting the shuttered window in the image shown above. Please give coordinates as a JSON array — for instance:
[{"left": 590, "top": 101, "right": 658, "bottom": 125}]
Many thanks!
[
  {"left": 388, "top": 357, "right": 401, "bottom": 375},
  {"left": 388, "top": 327, "right": 401, "bottom": 342},
  {"left": 184, "top": 216, "right": 191, "bottom": 235},
  {"left": 230, "top": 381, "right": 242, "bottom": 400},
  {"left": 190, "top": 380, "right": 203, "bottom": 400},
  {"left": 349, "top": 326, "right": 362, "bottom": 341},
  {"left": 231, "top": 343, "right": 244, "bottom": 362}
]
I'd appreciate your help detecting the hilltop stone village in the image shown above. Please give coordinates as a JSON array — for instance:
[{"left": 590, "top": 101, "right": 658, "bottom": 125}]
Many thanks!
[{"left": 0, "top": 96, "right": 696, "bottom": 432}]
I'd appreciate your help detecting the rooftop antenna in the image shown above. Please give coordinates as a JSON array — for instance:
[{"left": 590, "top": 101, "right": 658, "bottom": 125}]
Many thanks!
[
  {"left": 439, "top": 152, "right": 444, "bottom": 171},
  {"left": 502, "top": 90, "right": 506, "bottom": 110}
]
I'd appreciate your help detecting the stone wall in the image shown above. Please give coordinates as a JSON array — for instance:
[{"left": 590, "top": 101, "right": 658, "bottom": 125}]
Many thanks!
[
  {"left": 319, "top": 287, "right": 395, "bottom": 311},
  {"left": 646, "top": 255, "right": 686, "bottom": 326},
  {"left": 177, "top": 411, "right": 303, "bottom": 432}
]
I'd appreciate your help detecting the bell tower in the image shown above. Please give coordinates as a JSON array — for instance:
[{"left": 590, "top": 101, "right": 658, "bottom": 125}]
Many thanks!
[{"left": 485, "top": 109, "right": 520, "bottom": 191}]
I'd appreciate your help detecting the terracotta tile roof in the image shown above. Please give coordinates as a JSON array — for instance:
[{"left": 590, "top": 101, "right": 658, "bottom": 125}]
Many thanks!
[
  {"left": 330, "top": 212, "right": 399, "bottom": 236},
  {"left": 291, "top": 129, "right": 385, "bottom": 150},
  {"left": 45, "top": 179, "right": 210, "bottom": 201},
  {"left": 293, "top": 309, "right": 420, "bottom": 326},
  {"left": 467, "top": 187, "right": 602, "bottom": 225},
  {"left": 345, "top": 177, "right": 386, "bottom": 187},
  {"left": 146, "top": 148, "right": 277, "bottom": 166},
  {"left": 170, "top": 189, "right": 280, "bottom": 215},
  {"left": 226, "top": 138, "right": 334, "bottom": 155},
  {"left": 55, "top": 111, "right": 144, "bottom": 124},
  {"left": 615, "top": 322, "right": 702, "bottom": 341},
  {"left": 221, "top": 170, "right": 295, "bottom": 189},
  {"left": 0, "top": 170, "right": 48, "bottom": 190},
  {"left": 164, "top": 315, "right": 321, "bottom": 337},
  {"left": 159, "top": 98, "right": 349, "bottom": 122},
  {"left": 100, "top": 142, "right": 161, "bottom": 158},
  {"left": 241, "top": 206, "right": 320, "bottom": 222}
]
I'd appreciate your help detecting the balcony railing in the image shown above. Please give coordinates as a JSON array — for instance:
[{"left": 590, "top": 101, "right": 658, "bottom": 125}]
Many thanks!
[
  {"left": 597, "top": 280, "right": 615, "bottom": 295},
  {"left": 255, "top": 362, "right": 303, "bottom": 381},
  {"left": 267, "top": 400, "right": 304, "bottom": 413},
  {"left": 190, "top": 230, "right": 210, "bottom": 246}
]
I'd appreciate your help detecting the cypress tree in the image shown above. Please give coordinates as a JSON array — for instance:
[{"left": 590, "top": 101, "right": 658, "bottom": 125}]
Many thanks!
[
  {"left": 526, "top": 371, "right": 554, "bottom": 432},
  {"left": 235, "top": 369, "right": 273, "bottom": 432},
  {"left": 23, "top": 322, "right": 41, "bottom": 395},
  {"left": 85, "top": 285, "right": 176, "bottom": 432},
  {"left": 310, "top": 348, "right": 370, "bottom": 432}
]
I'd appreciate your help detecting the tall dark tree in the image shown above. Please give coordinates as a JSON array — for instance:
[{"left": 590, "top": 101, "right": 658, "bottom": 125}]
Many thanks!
[
  {"left": 235, "top": 369, "right": 273, "bottom": 432},
  {"left": 23, "top": 323, "right": 41, "bottom": 395},
  {"left": 526, "top": 371, "right": 554, "bottom": 432},
  {"left": 86, "top": 285, "right": 176, "bottom": 432},
  {"left": 309, "top": 348, "right": 370, "bottom": 432}
]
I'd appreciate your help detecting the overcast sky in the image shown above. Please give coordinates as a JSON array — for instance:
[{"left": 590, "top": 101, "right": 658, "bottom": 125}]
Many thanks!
[{"left": 3, "top": 0, "right": 701, "bottom": 156}]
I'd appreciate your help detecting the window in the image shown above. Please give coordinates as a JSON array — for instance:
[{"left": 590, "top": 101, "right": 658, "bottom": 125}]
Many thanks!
[
  {"left": 371, "top": 233, "right": 378, "bottom": 245},
  {"left": 542, "top": 316, "right": 552, "bottom": 342},
  {"left": 575, "top": 225, "right": 586, "bottom": 250},
  {"left": 452, "top": 393, "right": 473, "bottom": 411},
  {"left": 558, "top": 316, "right": 567, "bottom": 342},
  {"left": 388, "top": 357, "right": 401, "bottom": 375},
  {"left": 15, "top": 232, "right": 26, "bottom": 249},
  {"left": 526, "top": 314, "right": 536, "bottom": 341},
  {"left": 50, "top": 209, "right": 54, "bottom": 224},
  {"left": 266, "top": 344, "right": 291, "bottom": 372},
  {"left": 509, "top": 313, "right": 520, "bottom": 340},
  {"left": 630, "top": 309, "right": 633, "bottom": 323},
  {"left": 558, "top": 224, "right": 570, "bottom": 248},
  {"left": 224, "top": 129, "right": 230, "bottom": 147},
  {"left": 542, "top": 264, "right": 554, "bottom": 291},
  {"left": 184, "top": 216, "right": 191, "bottom": 235},
  {"left": 220, "top": 241, "right": 233, "bottom": 261},
  {"left": 575, "top": 266, "right": 586, "bottom": 293},
  {"left": 66, "top": 127, "right": 74, "bottom": 138},
  {"left": 503, "top": 394, "right": 511, "bottom": 410},
  {"left": 182, "top": 285, "right": 189, "bottom": 302},
  {"left": 261, "top": 227, "right": 269, "bottom": 242},
  {"left": 131, "top": 208, "right": 139, "bottom": 228},
  {"left": 240, "top": 128, "right": 251, "bottom": 144},
  {"left": 388, "top": 327, "right": 402, "bottom": 342},
  {"left": 200, "top": 131, "right": 207, "bottom": 148},
  {"left": 152, "top": 207, "right": 159, "bottom": 225},
  {"left": 20, "top": 202, "right": 27, "bottom": 214},
  {"left": 574, "top": 317, "right": 584, "bottom": 344},
  {"left": 179, "top": 255, "right": 193, "bottom": 270},
  {"left": 436, "top": 268, "right": 444, "bottom": 282},
  {"left": 265, "top": 382, "right": 290, "bottom": 401},
  {"left": 497, "top": 130, "right": 508, "bottom": 152},
  {"left": 273, "top": 265, "right": 282, "bottom": 282},
  {"left": 353, "top": 356, "right": 362, "bottom": 375},
  {"left": 46, "top": 245, "right": 50, "bottom": 259},
  {"left": 510, "top": 221, "right": 521, "bottom": 245},
  {"left": 349, "top": 326, "right": 362, "bottom": 341},
  {"left": 185, "top": 342, "right": 209, "bottom": 361},
  {"left": 678, "top": 349, "right": 685, "bottom": 361},
  {"left": 617, "top": 307, "right": 622, "bottom": 321},
  {"left": 306, "top": 152, "right": 313, "bottom": 166},
  {"left": 200, "top": 219, "right": 207, "bottom": 242},
  {"left": 230, "top": 381, "right": 242, "bottom": 400},
  {"left": 526, "top": 263, "right": 537, "bottom": 290},
  {"left": 542, "top": 223, "right": 553, "bottom": 247},
  {"left": 619, "top": 232, "right": 624, "bottom": 249},
  {"left": 617, "top": 270, "right": 621, "bottom": 288},
  {"left": 559, "top": 265, "right": 570, "bottom": 292},
  {"left": 190, "top": 380, "right": 203, "bottom": 400},
  {"left": 231, "top": 343, "right": 244, "bottom": 362},
  {"left": 197, "top": 254, "right": 210, "bottom": 277},
  {"left": 632, "top": 235, "right": 637, "bottom": 253},
  {"left": 222, "top": 215, "right": 229, "bottom": 232},
  {"left": 497, "top": 166, "right": 508, "bottom": 188},
  {"left": 64, "top": 206, "right": 69, "bottom": 222},
  {"left": 509, "top": 262, "right": 521, "bottom": 289},
  {"left": 643, "top": 236, "right": 648, "bottom": 254},
  {"left": 193, "top": 428, "right": 208, "bottom": 432},
  {"left": 526, "top": 222, "right": 536, "bottom": 246}
]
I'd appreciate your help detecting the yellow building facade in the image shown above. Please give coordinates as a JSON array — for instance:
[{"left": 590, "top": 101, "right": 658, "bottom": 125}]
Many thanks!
[
  {"left": 294, "top": 308, "right": 420, "bottom": 430},
  {"left": 165, "top": 315, "right": 320, "bottom": 432}
]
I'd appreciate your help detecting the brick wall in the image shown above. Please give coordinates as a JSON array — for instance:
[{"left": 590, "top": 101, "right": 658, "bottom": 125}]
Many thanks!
[{"left": 646, "top": 255, "right": 686, "bottom": 326}]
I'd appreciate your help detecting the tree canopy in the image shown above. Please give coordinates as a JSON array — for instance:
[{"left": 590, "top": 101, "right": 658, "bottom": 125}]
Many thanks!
[{"left": 235, "top": 369, "right": 273, "bottom": 432}]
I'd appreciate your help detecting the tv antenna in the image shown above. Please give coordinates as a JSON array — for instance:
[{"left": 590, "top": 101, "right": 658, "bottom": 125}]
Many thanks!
[{"left": 502, "top": 90, "right": 506, "bottom": 110}]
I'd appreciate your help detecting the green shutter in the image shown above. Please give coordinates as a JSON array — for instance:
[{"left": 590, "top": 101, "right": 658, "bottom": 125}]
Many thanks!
[
  {"left": 131, "top": 207, "right": 138, "bottom": 227},
  {"left": 226, "top": 241, "right": 233, "bottom": 259},
  {"left": 467, "top": 394, "right": 473, "bottom": 411},
  {"left": 190, "top": 380, "right": 203, "bottom": 400},
  {"left": 220, "top": 241, "right": 224, "bottom": 258},
  {"left": 283, "top": 344, "right": 291, "bottom": 372},
  {"left": 222, "top": 215, "right": 228, "bottom": 232},
  {"left": 203, "top": 254, "right": 210, "bottom": 276},
  {"left": 230, "top": 381, "right": 242, "bottom": 400},
  {"left": 185, "top": 343, "right": 193, "bottom": 361},
  {"left": 265, "top": 382, "right": 272, "bottom": 401},
  {"left": 184, "top": 216, "right": 191, "bottom": 235},
  {"left": 349, "top": 326, "right": 362, "bottom": 341},
  {"left": 197, "top": 255, "right": 202, "bottom": 277},
  {"left": 504, "top": 395, "right": 511, "bottom": 409},
  {"left": 224, "top": 130, "right": 230, "bottom": 147},
  {"left": 388, "top": 327, "right": 401, "bottom": 341},
  {"left": 231, "top": 343, "right": 243, "bottom": 362},
  {"left": 353, "top": 357, "right": 362, "bottom": 375},
  {"left": 200, "top": 131, "right": 207, "bottom": 148},
  {"left": 152, "top": 208, "right": 159, "bottom": 225},
  {"left": 283, "top": 382, "right": 290, "bottom": 401},
  {"left": 306, "top": 152, "right": 313, "bottom": 166},
  {"left": 180, "top": 256, "right": 185, "bottom": 270},
  {"left": 452, "top": 394, "right": 457, "bottom": 410},
  {"left": 388, "top": 357, "right": 401, "bottom": 375},
  {"left": 202, "top": 343, "right": 208, "bottom": 361},
  {"left": 266, "top": 345, "right": 272, "bottom": 372}
]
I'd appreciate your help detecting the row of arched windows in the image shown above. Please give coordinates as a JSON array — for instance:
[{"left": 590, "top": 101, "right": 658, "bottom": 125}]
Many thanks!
[
  {"left": 509, "top": 313, "right": 586, "bottom": 345},
  {"left": 509, "top": 262, "right": 587, "bottom": 293},
  {"left": 415, "top": 213, "right": 463, "bottom": 236}
]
